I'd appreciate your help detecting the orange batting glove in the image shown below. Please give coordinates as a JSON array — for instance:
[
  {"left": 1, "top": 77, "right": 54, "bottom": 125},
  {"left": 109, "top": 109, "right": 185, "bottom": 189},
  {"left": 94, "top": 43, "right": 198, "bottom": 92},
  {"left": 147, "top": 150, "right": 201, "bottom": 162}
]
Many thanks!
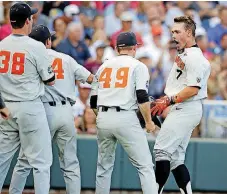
[{"left": 150, "top": 96, "right": 172, "bottom": 116}]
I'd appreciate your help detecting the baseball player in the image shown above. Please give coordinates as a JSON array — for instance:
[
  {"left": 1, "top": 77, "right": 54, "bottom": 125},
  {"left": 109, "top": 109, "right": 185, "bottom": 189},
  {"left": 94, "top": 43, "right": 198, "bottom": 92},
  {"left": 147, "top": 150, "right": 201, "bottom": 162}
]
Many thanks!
[
  {"left": 150, "top": 16, "right": 211, "bottom": 194},
  {"left": 9, "top": 25, "right": 93, "bottom": 194},
  {"left": 0, "top": 2, "right": 55, "bottom": 194},
  {"left": 0, "top": 92, "right": 10, "bottom": 120},
  {"left": 90, "top": 32, "right": 158, "bottom": 194}
]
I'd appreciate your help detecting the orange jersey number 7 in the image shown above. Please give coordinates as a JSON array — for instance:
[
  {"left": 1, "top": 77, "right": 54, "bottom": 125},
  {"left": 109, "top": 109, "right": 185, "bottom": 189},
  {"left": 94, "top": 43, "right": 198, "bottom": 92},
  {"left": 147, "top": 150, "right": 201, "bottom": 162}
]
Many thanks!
[{"left": 99, "top": 67, "right": 129, "bottom": 88}]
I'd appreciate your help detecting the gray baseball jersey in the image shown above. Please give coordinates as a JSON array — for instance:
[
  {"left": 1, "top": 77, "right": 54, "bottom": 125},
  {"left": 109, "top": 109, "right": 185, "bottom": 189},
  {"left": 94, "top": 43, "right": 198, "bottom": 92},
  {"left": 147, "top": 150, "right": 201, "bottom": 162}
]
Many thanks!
[
  {"left": 91, "top": 55, "right": 150, "bottom": 110},
  {"left": 0, "top": 35, "right": 54, "bottom": 101},
  {"left": 164, "top": 46, "right": 211, "bottom": 101},
  {"left": 0, "top": 34, "right": 54, "bottom": 193},
  {"left": 92, "top": 55, "right": 158, "bottom": 194},
  {"left": 41, "top": 49, "right": 91, "bottom": 103},
  {"left": 9, "top": 48, "right": 91, "bottom": 194}
]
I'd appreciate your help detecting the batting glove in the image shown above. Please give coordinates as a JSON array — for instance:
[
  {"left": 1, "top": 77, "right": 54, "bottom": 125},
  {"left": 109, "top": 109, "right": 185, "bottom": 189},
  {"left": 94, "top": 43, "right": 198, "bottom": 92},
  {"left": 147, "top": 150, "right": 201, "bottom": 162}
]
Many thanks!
[{"left": 150, "top": 96, "right": 174, "bottom": 116}]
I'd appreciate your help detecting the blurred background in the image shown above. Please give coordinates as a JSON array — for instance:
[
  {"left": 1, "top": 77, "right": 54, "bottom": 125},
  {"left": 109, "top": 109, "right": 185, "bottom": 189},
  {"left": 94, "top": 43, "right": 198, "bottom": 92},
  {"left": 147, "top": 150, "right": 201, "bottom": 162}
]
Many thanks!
[{"left": 1, "top": 1, "right": 227, "bottom": 193}]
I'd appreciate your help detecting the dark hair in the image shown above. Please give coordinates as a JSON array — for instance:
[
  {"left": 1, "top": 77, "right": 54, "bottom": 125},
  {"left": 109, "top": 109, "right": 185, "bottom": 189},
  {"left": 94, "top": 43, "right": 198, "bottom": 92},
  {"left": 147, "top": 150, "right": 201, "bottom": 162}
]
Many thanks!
[
  {"left": 53, "top": 16, "right": 72, "bottom": 31},
  {"left": 11, "top": 16, "right": 30, "bottom": 29},
  {"left": 174, "top": 16, "right": 196, "bottom": 37}
]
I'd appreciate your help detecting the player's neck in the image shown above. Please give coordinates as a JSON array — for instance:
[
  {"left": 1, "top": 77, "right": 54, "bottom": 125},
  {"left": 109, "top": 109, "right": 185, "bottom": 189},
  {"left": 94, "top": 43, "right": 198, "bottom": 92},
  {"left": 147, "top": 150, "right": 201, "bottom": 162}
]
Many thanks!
[
  {"left": 12, "top": 28, "right": 28, "bottom": 36},
  {"left": 118, "top": 52, "right": 133, "bottom": 57},
  {"left": 185, "top": 39, "right": 196, "bottom": 49}
]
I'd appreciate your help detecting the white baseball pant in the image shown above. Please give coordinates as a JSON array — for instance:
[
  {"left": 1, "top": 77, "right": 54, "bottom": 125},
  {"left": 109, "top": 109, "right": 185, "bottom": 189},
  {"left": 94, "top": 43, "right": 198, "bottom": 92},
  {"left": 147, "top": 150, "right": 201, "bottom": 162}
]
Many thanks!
[
  {"left": 154, "top": 100, "right": 203, "bottom": 170},
  {"left": 95, "top": 107, "right": 158, "bottom": 194}
]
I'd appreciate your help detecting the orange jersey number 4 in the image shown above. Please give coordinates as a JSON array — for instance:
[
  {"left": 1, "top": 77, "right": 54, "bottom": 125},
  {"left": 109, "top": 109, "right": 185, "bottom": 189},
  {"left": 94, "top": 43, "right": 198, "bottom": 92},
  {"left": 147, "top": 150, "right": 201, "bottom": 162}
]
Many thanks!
[
  {"left": 52, "top": 58, "right": 64, "bottom": 79},
  {"left": 99, "top": 67, "right": 129, "bottom": 88}
]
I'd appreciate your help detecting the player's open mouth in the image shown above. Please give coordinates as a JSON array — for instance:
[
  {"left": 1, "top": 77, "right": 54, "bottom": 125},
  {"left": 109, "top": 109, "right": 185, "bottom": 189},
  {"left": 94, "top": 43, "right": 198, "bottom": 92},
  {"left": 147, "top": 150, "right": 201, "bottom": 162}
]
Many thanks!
[
  {"left": 173, "top": 40, "right": 180, "bottom": 49},
  {"left": 173, "top": 40, "right": 179, "bottom": 46}
]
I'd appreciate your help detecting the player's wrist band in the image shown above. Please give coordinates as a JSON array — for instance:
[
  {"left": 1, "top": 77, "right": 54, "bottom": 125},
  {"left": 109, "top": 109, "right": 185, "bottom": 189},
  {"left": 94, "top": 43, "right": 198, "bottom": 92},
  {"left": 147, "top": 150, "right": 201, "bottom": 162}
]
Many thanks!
[{"left": 170, "top": 95, "right": 183, "bottom": 105}]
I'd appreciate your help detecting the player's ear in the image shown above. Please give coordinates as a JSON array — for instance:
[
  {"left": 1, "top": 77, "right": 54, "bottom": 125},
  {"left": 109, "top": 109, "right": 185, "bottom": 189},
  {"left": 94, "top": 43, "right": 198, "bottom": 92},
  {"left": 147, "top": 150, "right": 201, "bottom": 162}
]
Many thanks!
[
  {"left": 25, "top": 18, "right": 30, "bottom": 25},
  {"left": 186, "top": 29, "right": 192, "bottom": 37},
  {"left": 115, "top": 47, "right": 120, "bottom": 55}
]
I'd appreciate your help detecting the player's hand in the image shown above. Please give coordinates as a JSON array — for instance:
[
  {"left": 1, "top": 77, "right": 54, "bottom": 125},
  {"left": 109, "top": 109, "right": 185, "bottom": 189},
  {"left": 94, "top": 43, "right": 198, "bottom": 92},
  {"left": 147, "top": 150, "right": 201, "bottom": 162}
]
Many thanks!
[
  {"left": 145, "top": 121, "right": 156, "bottom": 133},
  {"left": 150, "top": 96, "right": 171, "bottom": 116},
  {"left": 0, "top": 107, "right": 10, "bottom": 120}
]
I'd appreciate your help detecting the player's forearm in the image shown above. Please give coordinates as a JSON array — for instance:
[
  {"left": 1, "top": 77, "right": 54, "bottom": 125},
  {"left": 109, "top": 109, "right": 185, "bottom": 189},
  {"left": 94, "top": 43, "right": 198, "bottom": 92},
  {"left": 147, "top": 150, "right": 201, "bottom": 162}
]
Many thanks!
[
  {"left": 171, "top": 86, "right": 199, "bottom": 103},
  {"left": 86, "top": 74, "right": 94, "bottom": 84},
  {"left": 0, "top": 93, "right": 6, "bottom": 109},
  {"left": 92, "top": 109, "right": 98, "bottom": 116},
  {"left": 138, "top": 102, "right": 152, "bottom": 124}
]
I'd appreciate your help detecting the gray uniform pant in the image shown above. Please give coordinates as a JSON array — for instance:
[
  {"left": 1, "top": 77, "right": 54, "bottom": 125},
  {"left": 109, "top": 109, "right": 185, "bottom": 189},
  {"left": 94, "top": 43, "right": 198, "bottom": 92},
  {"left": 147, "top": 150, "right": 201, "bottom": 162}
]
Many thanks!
[
  {"left": 0, "top": 98, "right": 52, "bottom": 194},
  {"left": 95, "top": 107, "right": 158, "bottom": 194},
  {"left": 9, "top": 101, "right": 80, "bottom": 194}
]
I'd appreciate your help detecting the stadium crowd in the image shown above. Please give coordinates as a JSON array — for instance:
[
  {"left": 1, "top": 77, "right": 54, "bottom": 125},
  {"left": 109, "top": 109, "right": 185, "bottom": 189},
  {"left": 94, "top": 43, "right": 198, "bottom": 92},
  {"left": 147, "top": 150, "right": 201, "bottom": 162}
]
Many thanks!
[{"left": 1, "top": 1, "right": 227, "bottom": 137}]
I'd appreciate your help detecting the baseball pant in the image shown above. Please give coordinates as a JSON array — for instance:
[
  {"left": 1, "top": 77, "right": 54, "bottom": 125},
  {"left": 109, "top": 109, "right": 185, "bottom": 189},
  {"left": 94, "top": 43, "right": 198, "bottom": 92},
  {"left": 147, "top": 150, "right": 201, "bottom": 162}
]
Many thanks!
[
  {"left": 9, "top": 101, "right": 80, "bottom": 194},
  {"left": 0, "top": 98, "right": 52, "bottom": 194},
  {"left": 154, "top": 100, "right": 203, "bottom": 170},
  {"left": 95, "top": 108, "right": 158, "bottom": 194}
]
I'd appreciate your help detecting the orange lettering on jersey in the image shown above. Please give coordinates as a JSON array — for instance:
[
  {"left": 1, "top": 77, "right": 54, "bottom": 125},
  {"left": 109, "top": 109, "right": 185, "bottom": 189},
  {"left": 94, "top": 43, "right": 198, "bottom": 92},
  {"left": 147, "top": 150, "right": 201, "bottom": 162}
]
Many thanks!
[
  {"left": 99, "top": 67, "right": 129, "bottom": 88},
  {"left": 175, "top": 56, "right": 185, "bottom": 70},
  {"left": 52, "top": 58, "right": 64, "bottom": 79},
  {"left": 99, "top": 68, "right": 112, "bottom": 88},
  {"left": 11, "top": 53, "right": 25, "bottom": 75},
  {"left": 115, "top": 67, "right": 129, "bottom": 88},
  {"left": 0, "top": 51, "right": 25, "bottom": 75},
  {"left": 0, "top": 51, "right": 10, "bottom": 73}
]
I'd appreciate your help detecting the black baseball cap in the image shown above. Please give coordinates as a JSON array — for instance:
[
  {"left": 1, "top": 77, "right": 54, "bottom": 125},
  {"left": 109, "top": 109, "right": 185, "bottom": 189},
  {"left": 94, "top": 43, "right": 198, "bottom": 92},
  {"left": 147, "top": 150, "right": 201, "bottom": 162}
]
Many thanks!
[
  {"left": 10, "top": 2, "right": 38, "bottom": 23},
  {"left": 116, "top": 32, "right": 139, "bottom": 47},
  {"left": 29, "top": 25, "right": 56, "bottom": 44}
]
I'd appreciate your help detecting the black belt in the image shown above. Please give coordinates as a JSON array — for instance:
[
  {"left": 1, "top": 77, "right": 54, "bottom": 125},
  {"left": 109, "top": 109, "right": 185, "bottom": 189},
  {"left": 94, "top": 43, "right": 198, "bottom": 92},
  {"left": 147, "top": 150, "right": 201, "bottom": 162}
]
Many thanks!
[
  {"left": 99, "top": 106, "right": 126, "bottom": 112},
  {"left": 48, "top": 101, "right": 66, "bottom": 106}
]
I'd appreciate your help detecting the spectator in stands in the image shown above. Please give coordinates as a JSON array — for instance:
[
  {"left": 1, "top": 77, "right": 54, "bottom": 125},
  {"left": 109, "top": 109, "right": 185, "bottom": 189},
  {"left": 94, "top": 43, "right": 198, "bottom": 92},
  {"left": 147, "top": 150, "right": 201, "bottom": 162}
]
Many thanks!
[
  {"left": 0, "top": 3, "right": 11, "bottom": 41},
  {"left": 196, "top": 35, "right": 214, "bottom": 60},
  {"left": 93, "top": 15, "right": 104, "bottom": 31},
  {"left": 30, "top": 1, "right": 50, "bottom": 27},
  {"left": 89, "top": 30, "right": 115, "bottom": 60},
  {"left": 208, "top": 6, "right": 227, "bottom": 48},
  {"left": 104, "top": 2, "right": 125, "bottom": 37},
  {"left": 64, "top": 4, "right": 80, "bottom": 23},
  {"left": 51, "top": 16, "right": 71, "bottom": 50},
  {"left": 81, "top": 106, "right": 97, "bottom": 134},
  {"left": 73, "top": 82, "right": 91, "bottom": 133},
  {"left": 110, "top": 11, "right": 143, "bottom": 48},
  {"left": 143, "top": 18, "right": 169, "bottom": 66},
  {"left": 220, "top": 32, "right": 227, "bottom": 55},
  {"left": 42, "top": 1, "right": 69, "bottom": 16},
  {"left": 157, "top": 40, "right": 178, "bottom": 81},
  {"left": 85, "top": 41, "right": 106, "bottom": 74},
  {"left": 79, "top": 7, "right": 94, "bottom": 38},
  {"left": 217, "top": 51, "right": 227, "bottom": 100},
  {"left": 56, "top": 22, "right": 92, "bottom": 66},
  {"left": 79, "top": 2, "right": 97, "bottom": 21}
]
